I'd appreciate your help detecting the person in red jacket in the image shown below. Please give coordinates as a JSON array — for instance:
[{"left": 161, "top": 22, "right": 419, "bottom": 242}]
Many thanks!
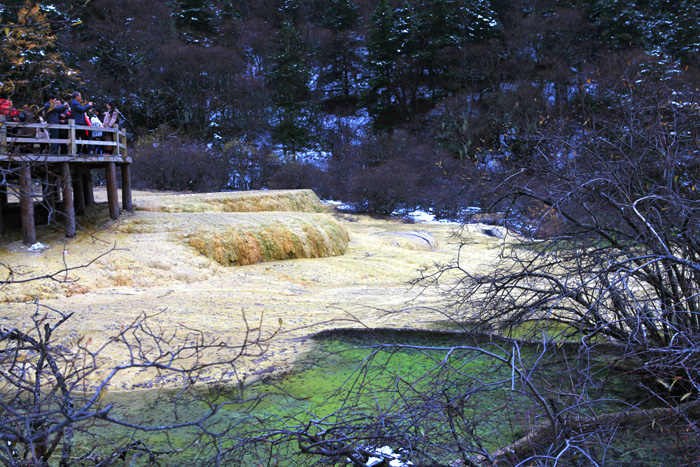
[{"left": 0, "top": 93, "right": 18, "bottom": 122}]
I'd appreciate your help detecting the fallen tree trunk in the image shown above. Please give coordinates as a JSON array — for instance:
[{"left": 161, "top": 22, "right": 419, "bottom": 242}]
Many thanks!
[{"left": 492, "top": 401, "right": 700, "bottom": 465}]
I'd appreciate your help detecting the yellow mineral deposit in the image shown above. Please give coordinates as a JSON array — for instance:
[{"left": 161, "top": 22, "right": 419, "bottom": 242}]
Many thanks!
[{"left": 0, "top": 189, "right": 505, "bottom": 390}]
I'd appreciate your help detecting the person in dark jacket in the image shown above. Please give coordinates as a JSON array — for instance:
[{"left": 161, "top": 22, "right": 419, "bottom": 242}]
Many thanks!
[
  {"left": 70, "top": 91, "right": 93, "bottom": 154},
  {"left": 44, "top": 97, "right": 68, "bottom": 154}
]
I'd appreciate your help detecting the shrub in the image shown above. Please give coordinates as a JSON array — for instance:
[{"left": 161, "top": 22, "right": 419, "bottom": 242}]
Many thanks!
[
  {"left": 267, "top": 160, "right": 327, "bottom": 191},
  {"left": 327, "top": 131, "right": 467, "bottom": 216},
  {"left": 220, "top": 140, "right": 277, "bottom": 190},
  {"left": 132, "top": 130, "right": 228, "bottom": 192}
]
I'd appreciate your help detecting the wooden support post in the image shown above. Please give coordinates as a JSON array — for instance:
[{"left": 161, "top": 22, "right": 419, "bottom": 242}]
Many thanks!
[
  {"left": 83, "top": 167, "right": 95, "bottom": 206},
  {"left": 69, "top": 120, "right": 77, "bottom": 156},
  {"left": 72, "top": 166, "right": 85, "bottom": 216},
  {"left": 61, "top": 162, "right": 75, "bottom": 238},
  {"left": 121, "top": 164, "right": 132, "bottom": 212},
  {"left": 106, "top": 162, "right": 119, "bottom": 220},
  {"left": 19, "top": 163, "right": 36, "bottom": 245}
]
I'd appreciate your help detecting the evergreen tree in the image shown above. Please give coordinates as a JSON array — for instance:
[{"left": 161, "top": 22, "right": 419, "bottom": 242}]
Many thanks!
[
  {"left": 365, "top": 0, "right": 499, "bottom": 127},
  {"left": 660, "top": 0, "right": 700, "bottom": 63},
  {"left": 275, "top": 0, "right": 302, "bottom": 25},
  {"left": 364, "top": 0, "right": 400, "bottom": 126},
  {"left": 319, "top": 0, "right": 359, "bottom": 30},
  {"left": 587, "top": 0, "right": 646, "bottom": 49},
  {"left": 172, "top": 0, "right": 216, "bottom": 40},
  {"left": 455, "top": 0, "right": 499, "bottom": 41},
  {"left": 318, "top": 0, "right": 361, "bottom": 103},
  {"left": 266, "top": 19, "right": 314, "bottom": 157}
]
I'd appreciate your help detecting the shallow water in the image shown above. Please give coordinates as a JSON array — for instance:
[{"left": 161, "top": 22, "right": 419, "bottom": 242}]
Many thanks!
[{"left": 76, "top": 329, "right": 679, "bottom": 467}]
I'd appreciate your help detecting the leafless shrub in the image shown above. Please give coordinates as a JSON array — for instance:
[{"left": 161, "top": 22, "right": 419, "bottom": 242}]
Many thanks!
[
  {"left": 131, "top": 131, "right": 228, "bottom": 192},
  {"left": 0, "top": 304, "right": 279, "bottom": 466}
]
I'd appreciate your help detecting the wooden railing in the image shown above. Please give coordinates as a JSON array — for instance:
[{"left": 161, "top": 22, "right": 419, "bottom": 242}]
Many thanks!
[{"left": 0, "top": 120, "right": 128, "bottom": 159}]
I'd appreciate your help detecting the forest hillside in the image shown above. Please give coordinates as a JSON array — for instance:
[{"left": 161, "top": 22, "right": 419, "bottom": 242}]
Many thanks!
[{"left": 2, "top": 0, "right": 699, "bottom": 226}]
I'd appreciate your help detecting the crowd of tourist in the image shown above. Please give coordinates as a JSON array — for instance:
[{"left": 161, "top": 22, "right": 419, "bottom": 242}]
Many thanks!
[{"left": 0, "top": 90, "right": 121, "bottom": 155}]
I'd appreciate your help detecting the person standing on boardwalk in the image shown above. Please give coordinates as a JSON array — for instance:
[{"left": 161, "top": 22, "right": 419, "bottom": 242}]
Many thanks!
[
  {"left": 101, "top": 101, "right": 120, "bottom": 154},
  {"left": 89, "top": 110, "right": 103, "bottom": 154},
  {"left": 70, "top": 91, "right": 93, "bottom": 153},
  {"left": 44, "top": 97, "right": 68, "bottom": 154},
  {"left": 0, "top": 93, "right": 13, "bottom": 122}
]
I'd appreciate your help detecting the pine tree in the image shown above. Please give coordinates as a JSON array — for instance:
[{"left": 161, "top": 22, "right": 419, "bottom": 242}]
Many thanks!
[
  {"left": 364, "top": 0, "right": 400, "bottom": 125},
  {"left": 455, "top": 0, "right": 499, "bottom": 41},
  {"left": 319, "top": 0, "right": 359, "bottom": 30},
  {"left": 587, "top": 0, "right": 646, "bottom": 49},
  {"left": 660, "top": 0, "right": 700, "bottom": 63},
  {"left": 172, "top": 0, "right": 216, "bottom": 40},
  {"left": 266, "top": 19, "right": 314, "bottom": 157},
  {"left": 364, "top": 0, "right": 499, "bottom": 127},
  {"left": 318, "top": 0, "right": 361, "bottom": 103}
]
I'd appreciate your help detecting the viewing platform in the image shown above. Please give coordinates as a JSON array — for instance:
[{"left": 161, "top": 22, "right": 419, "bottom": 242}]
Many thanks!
[{"left": 0, "top": 120, "right": 132, "bottom": 244}]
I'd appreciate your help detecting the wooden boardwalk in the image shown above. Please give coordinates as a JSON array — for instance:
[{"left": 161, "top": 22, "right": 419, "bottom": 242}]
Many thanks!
[{"left": 0, "top": 120, "right": 132, "bottom": 244}]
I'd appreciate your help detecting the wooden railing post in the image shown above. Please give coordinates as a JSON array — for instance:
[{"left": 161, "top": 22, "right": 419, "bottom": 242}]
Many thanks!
[
  {"left": 121, "top": 127, "right": 128, "bottom": 158},
  {"left": 0, "top": 121, "right": 6, "bottom": 155},
  {"left": 69, "top": 120, "right": 77, "bottom": 155},
  {"left": 115, "top": 125, "right": 121, "bottom": 157}
]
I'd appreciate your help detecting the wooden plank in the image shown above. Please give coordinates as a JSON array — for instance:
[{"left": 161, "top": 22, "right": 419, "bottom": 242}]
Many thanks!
[
  {"left": 121, "top": 164, "right": 132, "bottom": 212},
  {"left": 19, "top": 163, "right": 36, "bottom": 245},
  {"left": 106, "top": 162, "right": 119, "bottom": 220},
  {"left": 0, "top": 155, "right": 131, "bottom": 163},
  {"left": 4, "top": 122, "right": 82, "bottom": 130},
  {"left": 61, "top": 162, "right": 76, "bottom": 238},
  {"left": 5, "top": 138, "right": 118, "bottom": 152}
]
